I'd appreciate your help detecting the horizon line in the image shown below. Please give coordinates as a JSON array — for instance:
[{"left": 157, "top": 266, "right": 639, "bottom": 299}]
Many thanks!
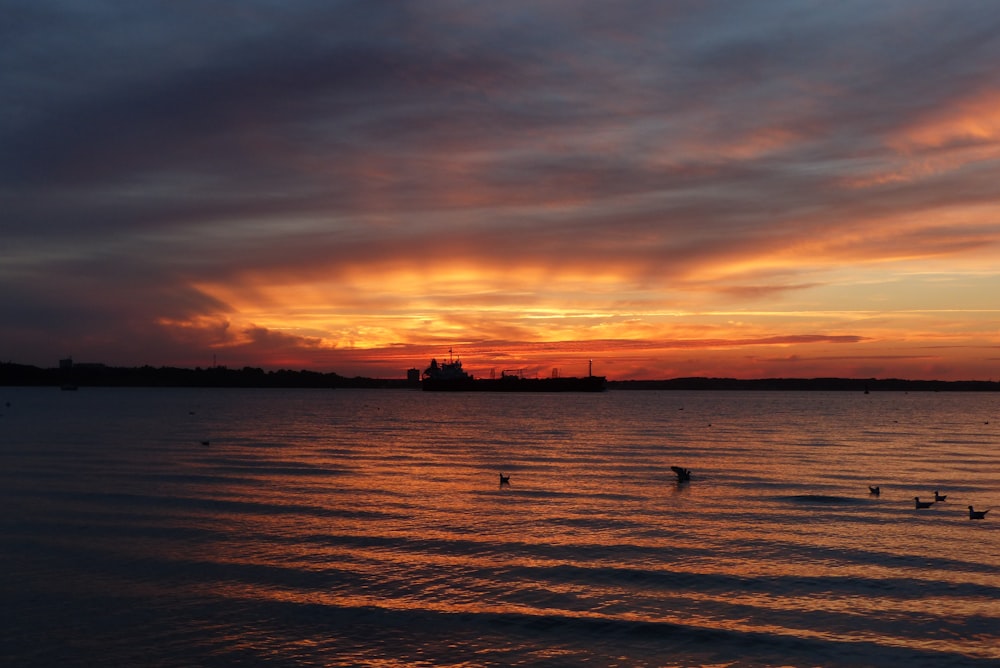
[{"left": 3, "top": 360, "right": 999, "bottom": 386}]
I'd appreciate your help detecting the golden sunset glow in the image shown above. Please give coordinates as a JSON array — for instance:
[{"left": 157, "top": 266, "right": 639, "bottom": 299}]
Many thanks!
[{"left": 4, "top": 2, "right": 1000, "bottom": 380}]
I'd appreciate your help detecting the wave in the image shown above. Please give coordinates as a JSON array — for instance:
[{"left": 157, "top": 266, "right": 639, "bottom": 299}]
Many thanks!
[
  {"left": 14, "top": 585, "right": 996, "bottom": 668},
  {"left": 780, "top": 494, "right": 870, "bottom": 505}
]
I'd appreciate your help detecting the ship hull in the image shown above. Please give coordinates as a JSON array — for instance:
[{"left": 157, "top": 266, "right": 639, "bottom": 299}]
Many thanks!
[{"left": 422, "top": 376, "right": 607, "bottom": 392}]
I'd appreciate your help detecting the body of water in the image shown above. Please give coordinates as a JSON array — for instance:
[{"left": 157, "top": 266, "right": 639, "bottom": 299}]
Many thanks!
[{"left": 1, "top": 387, "right": 998, "bottom": 666}]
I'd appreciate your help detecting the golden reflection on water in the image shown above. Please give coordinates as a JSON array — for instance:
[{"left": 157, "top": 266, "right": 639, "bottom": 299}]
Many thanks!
[
  {"left": 173, "top": 390, "right": 1000, "bottom": 658},
  {"left": 6, "top": 388, "right": 997, "bottom": 665}
]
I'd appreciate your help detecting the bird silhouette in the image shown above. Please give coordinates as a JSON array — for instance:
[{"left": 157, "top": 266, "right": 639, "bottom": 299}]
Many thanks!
[
  {"left": 934, "top": 490, "right": 947, "bottom": 502},
  {"left": 968, "top": 506, "right": 990, "bottom": 520},
  {"left": 914, "top": 497, "right": 934, "bottom": 509},
  {"left": 671, "top": 466, "right": 692, "bottom": 483},
  {"left": 869, "top": 485, "right": 880, "bottom": 496},
  {"left": 499, "top": 473, "right": 510, "bottom": 487}
]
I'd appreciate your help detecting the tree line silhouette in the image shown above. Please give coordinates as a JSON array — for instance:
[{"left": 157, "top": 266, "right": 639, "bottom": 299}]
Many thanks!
[{"left": 0, "top": 362, "right": 415, "bottom": 389}]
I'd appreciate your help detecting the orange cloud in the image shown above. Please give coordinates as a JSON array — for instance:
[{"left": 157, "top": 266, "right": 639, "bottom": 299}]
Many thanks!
[{"left": 895, "top": 90, "right": 1000, "bottom": 149}]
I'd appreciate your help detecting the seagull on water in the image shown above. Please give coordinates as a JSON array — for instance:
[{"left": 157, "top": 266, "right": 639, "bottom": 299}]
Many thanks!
[
  {"left": 671, "top": 466, "right": 692, "bottom": 483},
  {"left": 499, "top": 473, "right": 510, "bottom": 487},
  {"left": 869, "top": 486, "right": 880, "bottom": 496},
  {"left": 934, "top": 490, "right": 947, "bottom": 502},
  {"left": 914, "top": 497, "right": 934, "bottom": 509},
  {"left": 968, "top": 506, "right": 990, "bottom": 520}
]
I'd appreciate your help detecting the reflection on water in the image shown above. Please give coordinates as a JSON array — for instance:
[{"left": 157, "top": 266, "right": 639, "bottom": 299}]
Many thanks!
[{"left": 1, "top": 387, "right": 998, "bottom": 666}]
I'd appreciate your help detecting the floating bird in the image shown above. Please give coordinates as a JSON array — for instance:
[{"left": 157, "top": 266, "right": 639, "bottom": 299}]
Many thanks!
[
  {"left": 934, "top": 490, "right": 947, "bottom": 502},
  {"left": 671, "top": 466, "right": 692, "bottom": 483},
  {"left": 499, "top": 473, "right": 510, "bottom": 486},
  {"left": 914, "top": 497, "right": 934, "bottom": 509},
  {"left": 200, "top": 440, "right": 210, "bottom": 446},
  {"left": 869, "top": 485, "right": 880, "bottom": 496},
  {"left": 968, "top": 506, "right": 990, "bottom": 520}
]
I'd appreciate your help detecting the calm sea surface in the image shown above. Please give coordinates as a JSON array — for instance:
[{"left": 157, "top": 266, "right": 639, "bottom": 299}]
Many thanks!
[{"left": 1, "top": 387, "right": 998, "bottom": 667}]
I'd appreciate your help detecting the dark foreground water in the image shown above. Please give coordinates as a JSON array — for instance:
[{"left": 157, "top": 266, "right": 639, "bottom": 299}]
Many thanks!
[{"left": 1, "top": 387, "right": 998, "bottom": 667}]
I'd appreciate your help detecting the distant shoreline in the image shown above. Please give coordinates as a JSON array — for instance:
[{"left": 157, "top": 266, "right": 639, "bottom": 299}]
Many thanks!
[
  {"left": 2, "top": 362, "right": 998, "bottom": 391},
  {"left": 608, "top": 378, "right": 1000, "bottom": 391}
]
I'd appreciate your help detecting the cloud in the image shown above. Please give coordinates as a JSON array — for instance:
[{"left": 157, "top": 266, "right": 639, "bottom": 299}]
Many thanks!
[{"left": 3, "top": 1, "right": 1000, "bottom": 378}]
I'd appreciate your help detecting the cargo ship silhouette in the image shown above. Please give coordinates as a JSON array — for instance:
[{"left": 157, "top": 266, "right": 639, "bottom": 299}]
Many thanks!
[{"left": 421, "top": 351, "right": 606, "bottom": 392}]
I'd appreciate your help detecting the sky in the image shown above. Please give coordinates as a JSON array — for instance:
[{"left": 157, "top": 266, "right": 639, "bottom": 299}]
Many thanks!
[{"left": 3, "top": 0, "right": 1000, "bottom": 381}]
